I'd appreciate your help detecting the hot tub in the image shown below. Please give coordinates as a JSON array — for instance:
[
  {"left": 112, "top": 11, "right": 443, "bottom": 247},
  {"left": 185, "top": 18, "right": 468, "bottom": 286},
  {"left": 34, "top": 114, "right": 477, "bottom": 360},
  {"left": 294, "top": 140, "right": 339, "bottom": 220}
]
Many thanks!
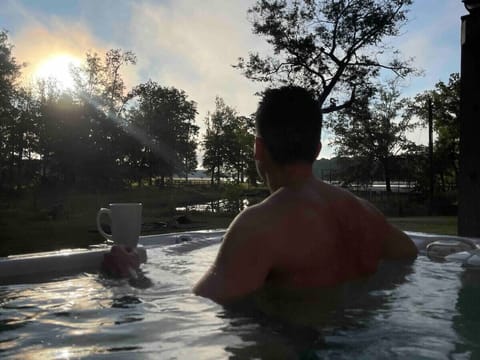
[{"left": 0, "top": 230, "right": 479, "bottom": 359}]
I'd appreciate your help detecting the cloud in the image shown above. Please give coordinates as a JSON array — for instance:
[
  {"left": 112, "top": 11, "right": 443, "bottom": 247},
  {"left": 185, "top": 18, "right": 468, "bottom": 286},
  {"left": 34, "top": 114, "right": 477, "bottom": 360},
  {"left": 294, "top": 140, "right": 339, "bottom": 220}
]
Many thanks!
[
  {"left": 128, "top": 0, "right": 266, "bottom": 126},
  {"left": 394, "top": 1, "right": 464, "bottom": 97},
  {"left": 405, "top": 122, "right": 429, "bottom": 147}
]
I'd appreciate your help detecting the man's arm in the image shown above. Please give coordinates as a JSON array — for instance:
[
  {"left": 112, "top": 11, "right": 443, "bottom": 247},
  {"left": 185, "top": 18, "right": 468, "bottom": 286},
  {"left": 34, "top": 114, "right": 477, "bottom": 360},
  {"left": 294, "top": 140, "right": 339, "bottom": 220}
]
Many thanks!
[
  {"left": 193, "top": 207, "right": 272, "bottom": 304},
  {"left": 360, "top": 198, "right": 418, "bottom": 260},
  {"left": 382, "top": 222, "right": 418, "bottom": 260}
]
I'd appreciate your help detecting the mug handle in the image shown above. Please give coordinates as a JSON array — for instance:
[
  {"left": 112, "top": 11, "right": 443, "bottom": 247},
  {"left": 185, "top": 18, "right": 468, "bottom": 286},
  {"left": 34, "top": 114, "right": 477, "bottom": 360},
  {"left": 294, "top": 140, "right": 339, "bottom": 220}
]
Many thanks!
[{"left": 96, "top": 208, "right": 113, "bottom": 241}]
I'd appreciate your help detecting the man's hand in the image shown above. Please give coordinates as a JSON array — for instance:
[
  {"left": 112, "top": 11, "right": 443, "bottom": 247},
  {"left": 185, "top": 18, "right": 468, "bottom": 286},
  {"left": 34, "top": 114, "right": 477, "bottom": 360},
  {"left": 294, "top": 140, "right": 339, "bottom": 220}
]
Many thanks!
[{"left": 102, "top": 245, "right": 141, "bottom": 278}]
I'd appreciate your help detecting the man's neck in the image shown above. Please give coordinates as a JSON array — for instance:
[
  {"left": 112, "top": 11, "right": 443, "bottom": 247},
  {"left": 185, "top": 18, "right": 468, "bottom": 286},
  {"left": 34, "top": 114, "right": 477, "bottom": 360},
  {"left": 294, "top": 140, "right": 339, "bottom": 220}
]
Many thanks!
[{"left": 265, "top": 163, "right": 315, "bottom": 193}]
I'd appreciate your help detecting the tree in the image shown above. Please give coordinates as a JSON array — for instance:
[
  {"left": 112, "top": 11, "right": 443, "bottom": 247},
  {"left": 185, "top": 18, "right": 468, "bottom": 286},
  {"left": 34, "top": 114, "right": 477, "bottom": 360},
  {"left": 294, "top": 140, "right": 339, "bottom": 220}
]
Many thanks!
[
  {"left": 329, "top": 82, "right": 415, "bottom": 191},
  {"left": 71, "top": 49, "right": 137, "bottom": 188},
  {"left": 203, "top": 99, "right": 257, "bottom": 185},
  {"left": 0, "top": 31, "right": 23, "bottom": 189},
  {"left": 236, "top": 0, "right": 415, "bottom": 113},
  {"left": 128, "top": 81, "right": 198, "bottom": 186},
  {"left": 220, "top": 115, "right": 256, "bottom": 184},
  {"left": 230, "top": 115, "right": 256, "bottom": 184},
  {"left": 73, "top": 49, "right": 136, "bottom": 115},
  {"left": 103, "top": 49, "right": 137, "bottom": 115},
  {"left": 203, "top": 98, "right": 235, "bottom": 185},
  {"left": 407, "top": 73, "right": 460, "bottom": 192},
  {"left": 45, "top": 94, "right": 87, "bottom": 186},
  {"left": 8, "top": 87, "right": 41, "bottom": 188},
  {"left": 177, "top": 124, "right": 199, "bottom": 181}
]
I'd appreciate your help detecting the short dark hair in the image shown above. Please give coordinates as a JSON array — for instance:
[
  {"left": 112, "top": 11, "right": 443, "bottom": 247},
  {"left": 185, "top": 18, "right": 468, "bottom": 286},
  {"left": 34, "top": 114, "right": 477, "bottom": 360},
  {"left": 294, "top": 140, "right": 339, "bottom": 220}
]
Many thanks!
[{"left": 255, "top": 86, "right": 322, "bottom": 165}]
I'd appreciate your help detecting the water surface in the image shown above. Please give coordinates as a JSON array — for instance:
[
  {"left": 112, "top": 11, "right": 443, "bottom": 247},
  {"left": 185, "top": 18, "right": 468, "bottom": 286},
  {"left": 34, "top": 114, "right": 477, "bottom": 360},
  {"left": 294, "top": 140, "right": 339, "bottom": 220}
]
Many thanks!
[{"left": 1, "top": 241, "right": 479, "bottom": 359}]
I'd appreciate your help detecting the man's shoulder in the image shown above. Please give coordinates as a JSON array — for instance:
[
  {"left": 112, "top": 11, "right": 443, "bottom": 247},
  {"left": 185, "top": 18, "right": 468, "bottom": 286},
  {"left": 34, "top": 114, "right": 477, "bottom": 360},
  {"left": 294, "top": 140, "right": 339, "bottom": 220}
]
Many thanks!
[
  {"left": 220, "top": 200, "right": 279, "bottom": 259},
  {"left": 226, "top": 197, "right": 289, "bottom": 244},
  {"left": 231, "top": 199, "right": 276, "bottom": 230}
]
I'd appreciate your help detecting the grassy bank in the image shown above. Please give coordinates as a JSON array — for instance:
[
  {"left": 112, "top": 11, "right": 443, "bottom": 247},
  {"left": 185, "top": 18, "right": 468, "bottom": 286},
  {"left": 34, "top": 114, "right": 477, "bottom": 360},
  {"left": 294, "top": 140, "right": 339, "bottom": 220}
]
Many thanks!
[
  {"left": 0, "top": 185, "right": 252, "bottom": 256},
  {"left": 0, "top": 185, "right": 458, "bottom": 256}
]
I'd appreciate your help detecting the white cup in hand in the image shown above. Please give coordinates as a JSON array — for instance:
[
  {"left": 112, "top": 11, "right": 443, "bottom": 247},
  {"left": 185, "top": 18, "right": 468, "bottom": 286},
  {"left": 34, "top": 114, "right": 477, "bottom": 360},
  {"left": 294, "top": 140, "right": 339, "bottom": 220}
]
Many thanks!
[{"left": 96, "top": 203, "right": 142, "bottom": 248}]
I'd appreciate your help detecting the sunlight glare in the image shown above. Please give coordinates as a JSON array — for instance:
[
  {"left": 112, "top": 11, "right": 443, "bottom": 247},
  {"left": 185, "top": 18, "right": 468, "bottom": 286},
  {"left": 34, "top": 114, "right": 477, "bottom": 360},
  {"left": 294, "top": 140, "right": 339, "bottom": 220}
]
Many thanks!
[{"left": 35, "top": 54, "right": 81, "bottom": 91}]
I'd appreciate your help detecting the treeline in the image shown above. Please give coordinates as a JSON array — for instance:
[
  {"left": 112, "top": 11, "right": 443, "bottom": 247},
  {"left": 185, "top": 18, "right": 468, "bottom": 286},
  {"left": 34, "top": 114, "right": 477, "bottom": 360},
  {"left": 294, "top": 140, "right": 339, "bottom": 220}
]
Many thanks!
[
  {"left": 234, "top": 0, "right": 460, "bottom": 202},
  {"left": 314, "top": 151, "right": 455, "bottom": 194},
  {"left": 324, "top": 75, "right": 460, "bottom": 197},
  {"left": 0, "top": 31, "right": 256, "bottom": 192},
  {"left": 1, "top": 22, "right": 460, "bottom": 199}
]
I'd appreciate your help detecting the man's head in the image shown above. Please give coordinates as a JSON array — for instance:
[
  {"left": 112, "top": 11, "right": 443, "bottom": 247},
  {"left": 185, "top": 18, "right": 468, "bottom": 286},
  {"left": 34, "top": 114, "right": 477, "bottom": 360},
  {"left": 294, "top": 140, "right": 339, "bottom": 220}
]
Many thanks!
[{"left": 255, "top": 86, "right": 322, "bottom": 166}]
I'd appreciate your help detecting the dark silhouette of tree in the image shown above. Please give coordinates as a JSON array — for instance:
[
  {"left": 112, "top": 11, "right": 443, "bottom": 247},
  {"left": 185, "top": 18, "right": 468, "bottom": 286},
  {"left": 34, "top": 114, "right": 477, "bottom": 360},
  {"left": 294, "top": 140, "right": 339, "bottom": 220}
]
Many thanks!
[
  {"left": 103, "top": 49, "right": 137, "bottom": 115},
  {"left": 0, "top": 35, "right": 206, "bottom": 192},
  {"left": 229, "top": 115, "right": 256, "bottom": 184},
  {"left": 45, "top": 94, "right": 87, "bottom": 186},
  {"left": 12, "top": 87, "right": 42, "bottom": 187},
  {"left": 35, "top": 80, "right": 65, "bottom": 182},
  {"left": 128, "top": 81, "right": 198, "bottom": 186},
  {"left": 0, "top": 31, "right": 23, "bottom": 189},
  {"left": 329, "top": 82, "right": 415, "bottom": 191},
  {"left": 178, "top": 127, "right": 199, "bottom": 181},
  {"left": 203, "top": 99, "right": 256, "bottom": 185},
  {"left": 70, "top": 49, "right": 136, "bottom": 188},
  {"left": 407, "top": 73, "right": 460, "bottom": 192},
  {"left": 203, "top": 97, "right": 234, "bottom": 185},
  {"left": 236, "top": 0, "right": 415, "bottom": 113}
]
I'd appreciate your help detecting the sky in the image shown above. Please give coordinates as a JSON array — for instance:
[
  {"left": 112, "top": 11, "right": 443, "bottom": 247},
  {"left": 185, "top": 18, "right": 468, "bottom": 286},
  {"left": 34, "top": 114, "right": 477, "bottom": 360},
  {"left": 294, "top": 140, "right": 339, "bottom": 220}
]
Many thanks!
[{"left": 0, "top": 0, "right": 467, "bottom": 159}]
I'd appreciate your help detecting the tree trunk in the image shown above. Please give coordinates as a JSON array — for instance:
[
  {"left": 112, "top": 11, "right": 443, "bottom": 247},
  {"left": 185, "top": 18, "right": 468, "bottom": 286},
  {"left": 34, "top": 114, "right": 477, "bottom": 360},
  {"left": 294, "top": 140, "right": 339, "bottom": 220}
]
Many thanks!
[
  {"left": 16, "top": 134, "right": 24, "bottom": 187},
  {"left": 383, "top": 157, "right": 392, "bottom": 192},
  {"left": 440, "top": 172, "right": 446, "bottom": 193},
  {"left": 215, "top": 164, "right": 221, "bottom": 185}
]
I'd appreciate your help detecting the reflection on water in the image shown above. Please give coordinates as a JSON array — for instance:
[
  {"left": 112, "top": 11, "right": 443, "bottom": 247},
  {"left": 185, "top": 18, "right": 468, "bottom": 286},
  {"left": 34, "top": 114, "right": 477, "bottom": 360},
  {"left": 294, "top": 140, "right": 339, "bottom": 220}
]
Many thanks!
[
  {"left": 0, "top": 242, "right": 479, "bottom": 359},
  {"left": 176, "top": 198, "right": 250, "bottom": 214},
  {"left": 453, "top": 271, "right": 480, "bottom": 358}
]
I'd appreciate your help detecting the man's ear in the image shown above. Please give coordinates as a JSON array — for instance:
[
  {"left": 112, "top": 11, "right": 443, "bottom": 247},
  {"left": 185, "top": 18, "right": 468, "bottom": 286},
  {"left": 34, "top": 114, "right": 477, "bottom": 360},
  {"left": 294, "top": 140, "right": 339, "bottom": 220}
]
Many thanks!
[{"left": 254, "top": 137, "right": 264, "bottom": 160}]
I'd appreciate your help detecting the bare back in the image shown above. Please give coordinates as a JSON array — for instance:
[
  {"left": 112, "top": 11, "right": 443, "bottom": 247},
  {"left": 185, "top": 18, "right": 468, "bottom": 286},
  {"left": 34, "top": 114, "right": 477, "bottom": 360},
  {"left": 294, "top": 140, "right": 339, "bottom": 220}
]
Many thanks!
[
  {"left": 193, "top": 178, "right": 417, "bottom": 304},
  {"left": 259, "top": 179, "right": 389, "bottom": 288}
]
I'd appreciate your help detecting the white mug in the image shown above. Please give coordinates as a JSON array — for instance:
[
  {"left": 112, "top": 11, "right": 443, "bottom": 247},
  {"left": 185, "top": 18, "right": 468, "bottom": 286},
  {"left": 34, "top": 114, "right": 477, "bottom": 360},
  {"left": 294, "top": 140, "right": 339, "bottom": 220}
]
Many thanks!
[{"left": 96, "top": 203, "right": 142, "bottom": 248}]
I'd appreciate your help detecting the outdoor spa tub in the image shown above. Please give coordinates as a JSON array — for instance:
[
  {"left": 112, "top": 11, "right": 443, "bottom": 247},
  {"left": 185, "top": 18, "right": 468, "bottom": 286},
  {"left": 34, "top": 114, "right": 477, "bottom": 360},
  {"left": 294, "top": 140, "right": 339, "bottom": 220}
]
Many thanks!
[{"left": 1, "top": 230, "right": 480, "bottom": 359}]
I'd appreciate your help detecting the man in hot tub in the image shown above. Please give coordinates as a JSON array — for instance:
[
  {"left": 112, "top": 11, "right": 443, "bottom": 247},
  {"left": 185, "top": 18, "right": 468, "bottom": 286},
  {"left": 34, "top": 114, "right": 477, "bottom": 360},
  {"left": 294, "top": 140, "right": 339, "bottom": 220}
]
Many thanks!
[{"left": 193, "top": 86, "right": 417, "bottom": 305}]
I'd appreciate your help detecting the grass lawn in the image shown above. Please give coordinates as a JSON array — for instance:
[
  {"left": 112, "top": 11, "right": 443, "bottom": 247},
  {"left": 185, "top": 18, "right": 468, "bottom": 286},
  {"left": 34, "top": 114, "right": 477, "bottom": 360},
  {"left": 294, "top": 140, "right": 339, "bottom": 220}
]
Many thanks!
[
  {"left": 389, "top": 216, "right": 458, "bottom": 236},
  {"left": 0, "top": 185, "right": 245, "bottom": 256},
  {"left": 0, "top": 184, "right": 458, "bottom": 256}
]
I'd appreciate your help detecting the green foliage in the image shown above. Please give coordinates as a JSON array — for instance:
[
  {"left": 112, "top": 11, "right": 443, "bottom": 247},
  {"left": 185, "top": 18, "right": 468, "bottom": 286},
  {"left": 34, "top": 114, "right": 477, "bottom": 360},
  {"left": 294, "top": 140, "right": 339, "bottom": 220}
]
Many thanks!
[
  {"left": 72, "top": 49, "right": 136, "bottom": 114},
  {"left": 127, "top": 81, "right": 199, "bottom": 184},
  {"left": 0, "top": 185, "right": 234, "bottom": 256},
  {"left": 0, "top": 31, "right": 24, "bottom": 190},
  {"left": 202, "top": 98, "right": 256, "bottom": 185},
  {"left": 328, "top": 82, "right": 416, "bottom": 191},
  {"left": 389, "top": 216, "right": 457, "bottom": 236},
  {"left": 0, "top": 36, "right": 201, "bottom": 191},
  {"left": 407, "top": 73, "right": 460, "bottom": 193},
  {"left": 236, "top": 0, "right": 416, "bottom": 113},
  {"left": 72, "top": 49, "right": 137, "bottom": 188},
  {"left": 222, "top": 183, "right": 243, "bottom": 201}
]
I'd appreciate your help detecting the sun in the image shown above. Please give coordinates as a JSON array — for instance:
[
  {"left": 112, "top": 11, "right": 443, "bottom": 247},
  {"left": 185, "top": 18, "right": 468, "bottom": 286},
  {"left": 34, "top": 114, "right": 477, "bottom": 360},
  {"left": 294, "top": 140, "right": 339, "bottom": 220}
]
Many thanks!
[{"left": 35, "top": 54, "right": 81, "bottom": 91}]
